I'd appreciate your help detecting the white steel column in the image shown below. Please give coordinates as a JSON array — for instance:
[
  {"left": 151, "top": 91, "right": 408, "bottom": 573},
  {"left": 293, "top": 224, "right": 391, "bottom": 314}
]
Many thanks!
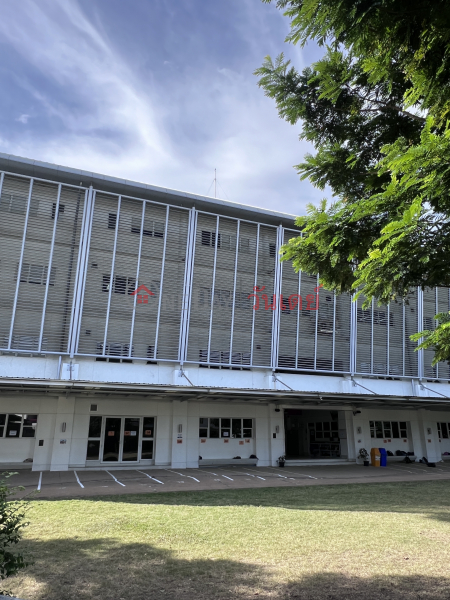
[
  {"left": 350, "top": 293, "right": 357, "bottom": 376},
  {"left": 128, "top": 200, "right": 146, "bottom": 357},
  {"left": 71, "top": 188, "right": 96, "bottom": 357},
  {"left": 38, "top": 183, "right": 62, "bottom": 352},
  {"left": 154, "top": 204, "right": 170, "bottom": 359},
  {"left": 179, "top": 208, "right": 197, "bottom": 365},
  {"left": 271, "top": 225, "right": 283, "bottom": 370},
  {"left": 417, "top": 286, "right": 424, "bottom": 379},
  {"left": 250, "top": 224, "right": 261, "bottom": 366},
  {"left": 8, "top": 178, "right": 34, "bottom": 349},
  {"left": 228, "top": 219, "right": 240, "bottom": 364},
  {"left": 295, "top": 269, "right": 301, "bottom": 369},
  {"left": 102, "top": 196, "right": 121, "bottom": 354},
  {"left": 313, "top": 273, "right": 319, "bottom": 370},
  {"left": 207, "top": 216, "right": 220, "bottom": 362},
  {"left": 332, "top": 293, "right": 336, "bottom": 371},
  {"left": 0, "top": 172, "right": 4, "bottom": 200}
]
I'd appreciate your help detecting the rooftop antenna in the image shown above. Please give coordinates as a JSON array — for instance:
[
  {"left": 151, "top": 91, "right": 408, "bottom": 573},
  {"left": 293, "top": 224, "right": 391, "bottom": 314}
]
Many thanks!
[{"left": 214, "top": 168, "right": 217, "bottom": 198}]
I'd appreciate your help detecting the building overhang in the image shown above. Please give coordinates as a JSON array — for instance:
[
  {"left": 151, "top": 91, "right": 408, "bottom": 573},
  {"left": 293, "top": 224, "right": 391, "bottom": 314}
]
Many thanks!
[{"left": 1, "top": 378, "right": 450, "bottom": 410}]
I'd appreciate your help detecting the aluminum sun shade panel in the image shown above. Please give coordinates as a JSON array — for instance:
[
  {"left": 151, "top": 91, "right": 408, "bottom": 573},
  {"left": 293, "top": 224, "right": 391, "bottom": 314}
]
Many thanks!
[
  {"left": 422, "top": 287, "right": 450, "bottom": 380},
  {"left": 0, "top": 174, "right": 86, "bottom": 354},
  {"left": 355, "top": 289, "right": 419, "bottom": 377},
  {"left": 76, "top": 193, "right": 189, "bottom": 360},
  {"left": 185, "top": 214, "right": 261, "bottom": 367},
  {"left": 230, "top": 221, "right": 258, "bottom": 367},
  {"left": 277, "top": 228, "right": 351, "bottom": 373},
  {"left": 0, "top": 175, "right": 32, "bottom": 350},
  {"left": 77, "top": 193, "right": 121, "bottom": 356},
  {"left": 40, "top": 185, "right": 86, "bottom": 352},
  {"left": 134, "top": 205, "right": 189, "bottom": 361},
  {"left": 252, "top": 225, "right": 278, "bottom": 367}
]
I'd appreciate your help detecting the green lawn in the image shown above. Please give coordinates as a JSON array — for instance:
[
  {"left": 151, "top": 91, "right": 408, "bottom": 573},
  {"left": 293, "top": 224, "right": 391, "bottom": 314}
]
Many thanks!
[{"left": 9, "top": 481, "right": 450, "bottom": 599}]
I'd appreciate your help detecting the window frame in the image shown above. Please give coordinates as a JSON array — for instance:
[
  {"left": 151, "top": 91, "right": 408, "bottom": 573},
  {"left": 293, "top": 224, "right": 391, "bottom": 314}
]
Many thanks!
[
  {"left": 0, "top": 414, "right": 38, "bottom": 439},
  {"left": 198, "top": 417, "right": 254, "bottom": 439},
  {"left": 369, "top": 420, "right": 408, "bottom": 439}
]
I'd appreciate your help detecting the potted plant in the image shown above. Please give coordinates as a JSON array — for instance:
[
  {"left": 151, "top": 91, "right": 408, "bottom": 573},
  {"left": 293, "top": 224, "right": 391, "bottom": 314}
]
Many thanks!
[
  {"left": 277, "top": 455, "right": 286, "bottom": 468},
  {"left": 358, "top": 448, "right": 370, "bottom": 466}
]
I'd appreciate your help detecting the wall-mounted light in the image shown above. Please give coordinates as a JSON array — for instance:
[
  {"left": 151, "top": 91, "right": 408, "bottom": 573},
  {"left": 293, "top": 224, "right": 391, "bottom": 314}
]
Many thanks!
[
  {"left": 275, "top": 408, "right": 281, "bottom": 413},
  {"left": 61, "top": 422, "right": 66, "bottom": 433},
  {"left": 275, "top": 425, "right": 280, "bottom": 434},
  {"left": 178, "top": 424, "right": 182, "bottom": 434}
]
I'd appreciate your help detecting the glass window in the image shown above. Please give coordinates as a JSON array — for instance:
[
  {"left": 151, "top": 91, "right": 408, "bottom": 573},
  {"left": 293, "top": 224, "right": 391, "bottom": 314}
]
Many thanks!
[
  {"left": 232, "top": 419, "right": 242, "bottom": 438},
  {"left": 6, "top": 414, "right": 22, "bottom": 438},
  {"left": 86, "top": 440, "right": 100, "bottom": 460},
  {"left": 392, "top": 422, "right": 400, "bottom": 438},
  {"left": 399, "top": 422, "right": 407, "bottom": 437},
  {"left": 0, "top": 414, "right": 6, "bottom": 437},
  {"left": 221, "top": 418, "right": 231, "bottom": 438},
  {"left": 209, "top": 418, "right": 219, "bottom": 438},
  {"left": 143, "top": 417, "right": 154, "bottom": 438},
  {"left": 88, "top": 416, "right": 102, "bottom": 438},
  {"left": 442, "top": 423, "right": 449, "bottom": 439},
  {"left": 199, "top": 417, "right": 208, "bottom": 438},
  {"left": 383, "top": 422, "right": 392, "bottom": 438},
  {"left": 141, "top": 440, "right": 154, "bottom": 460},
  {"left": 375, "top": 421, "right": 383, "bottom": 438}
]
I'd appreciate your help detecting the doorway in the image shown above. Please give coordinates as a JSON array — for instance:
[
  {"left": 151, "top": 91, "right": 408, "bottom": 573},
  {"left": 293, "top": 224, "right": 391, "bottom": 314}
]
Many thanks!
[
  {"left": 284, "top": 409, "right": 347, "bottom": 459},
  {"left": 86, "top": 415, "right": 155, "bottom": 463}
]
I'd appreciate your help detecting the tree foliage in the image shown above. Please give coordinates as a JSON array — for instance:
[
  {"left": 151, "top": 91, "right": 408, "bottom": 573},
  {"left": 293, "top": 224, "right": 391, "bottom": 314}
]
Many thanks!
[
  {"left": 256, "top": 0, "right": 450, "bottom": 364},
  {"left": 0, "top": 473, "right": 30, "bottom": 595}
]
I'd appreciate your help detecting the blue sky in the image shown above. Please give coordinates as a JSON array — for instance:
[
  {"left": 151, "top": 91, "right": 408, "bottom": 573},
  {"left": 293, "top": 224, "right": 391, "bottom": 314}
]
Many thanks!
[{"left": 0, "top": 0, "right": 326, "bottom": 214}]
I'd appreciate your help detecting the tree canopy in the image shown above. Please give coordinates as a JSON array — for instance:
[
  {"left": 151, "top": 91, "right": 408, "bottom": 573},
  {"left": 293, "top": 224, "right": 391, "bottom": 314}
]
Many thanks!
[{"left": 255, "top": 0, "right": 450, "bottom": 364}]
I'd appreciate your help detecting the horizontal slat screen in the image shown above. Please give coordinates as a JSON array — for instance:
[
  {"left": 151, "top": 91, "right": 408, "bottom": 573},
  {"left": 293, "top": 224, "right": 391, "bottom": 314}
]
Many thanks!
[
  {"left": 1, "top": 170, "right": 449, "bottom": 381},
  {"left": 76, "top": 193, "right": 189, "bottom": 361},
  {"left": 0, "top": 174, "right": 85, "bottom": 353}
]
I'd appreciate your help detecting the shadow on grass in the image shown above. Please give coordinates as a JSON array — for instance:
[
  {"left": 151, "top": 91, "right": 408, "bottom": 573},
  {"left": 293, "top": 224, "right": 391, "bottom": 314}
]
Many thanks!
[
  {"left": 10, "top": 537, "right": 450, "bottom": 600},
  {"left": 35, "top": 480, "right": 450, "bottom": 521}
]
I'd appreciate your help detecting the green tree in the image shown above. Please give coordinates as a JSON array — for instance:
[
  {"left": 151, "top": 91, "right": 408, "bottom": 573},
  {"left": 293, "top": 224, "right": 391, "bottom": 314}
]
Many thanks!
[
  {"left": 256, "top": 0, "right": 450, "bottom": 364},
  {"left": 0, "top": 473, "right": 30, "bottom": 595}
]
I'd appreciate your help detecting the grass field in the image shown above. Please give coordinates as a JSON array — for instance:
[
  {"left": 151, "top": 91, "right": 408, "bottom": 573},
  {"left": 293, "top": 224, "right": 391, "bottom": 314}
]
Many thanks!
[{"left": 8, "top": 480, "right": 450, "bottom": 600}]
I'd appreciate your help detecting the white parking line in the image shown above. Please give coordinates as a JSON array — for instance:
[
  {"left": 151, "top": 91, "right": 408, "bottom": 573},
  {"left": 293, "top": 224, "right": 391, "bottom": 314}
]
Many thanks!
[
  {"left": 164, "top": 469, "right": 200, "bottom": 483},
  {"left": 239, "top": 467, "right": 266, "bottom": 480},
  {"left": 243, "top": 473, "right": 255, "bottom": 477},
  {"left": 270, "top": 467, "right": 318, "bottom": 480},
  {"left": 37, "top": 472, "right": 42, "bottom": 491},
  {"left": 74, "top": 471, "right": 84, "bottom": 488},
  {"left": 106, "top": 471, "right": 126, "bottom": 487},
  {"left": 200, "top": 469, "right": 233, "bottom": 481},
  {"left": 136, "top": 470, "right": 164, "bottom": 484}
]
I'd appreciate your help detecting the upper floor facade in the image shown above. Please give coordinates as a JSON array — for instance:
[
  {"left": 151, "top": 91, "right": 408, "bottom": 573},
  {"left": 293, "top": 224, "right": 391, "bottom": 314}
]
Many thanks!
[{"left": 0, "top": 153, "right": 449, "bottom": 383}]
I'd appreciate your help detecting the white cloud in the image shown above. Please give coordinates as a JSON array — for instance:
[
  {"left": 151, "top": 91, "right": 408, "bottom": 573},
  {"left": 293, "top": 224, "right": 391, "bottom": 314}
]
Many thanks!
[{"left": 0, "top": 0, "right": 325, "bottom": 215}]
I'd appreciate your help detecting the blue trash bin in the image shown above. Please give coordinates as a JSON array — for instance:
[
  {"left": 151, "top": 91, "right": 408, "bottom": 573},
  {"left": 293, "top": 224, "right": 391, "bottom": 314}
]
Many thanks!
[{"left": 378, "top": 447, "right": 387, "bottom": 467}]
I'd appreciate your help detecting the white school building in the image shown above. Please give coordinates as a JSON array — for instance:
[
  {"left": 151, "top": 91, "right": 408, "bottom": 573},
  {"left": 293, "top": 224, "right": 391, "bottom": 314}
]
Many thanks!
[{"left": 0, "top": 152, "right": 450, "bottom": 472}]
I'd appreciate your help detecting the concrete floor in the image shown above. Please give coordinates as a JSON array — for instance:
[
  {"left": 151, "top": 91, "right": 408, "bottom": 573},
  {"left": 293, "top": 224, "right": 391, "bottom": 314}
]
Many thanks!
[{"left": 6, "top": 461, "right": 450, "bottom": 499}]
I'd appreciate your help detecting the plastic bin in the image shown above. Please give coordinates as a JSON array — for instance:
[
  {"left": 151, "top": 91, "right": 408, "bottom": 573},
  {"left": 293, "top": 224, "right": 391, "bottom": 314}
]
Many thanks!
[
  {"left": 370, "top": 448, "right": 381, "bottom": 467},
  {"left": 378, "top": 447, "right": 387, "bottom": 467}
]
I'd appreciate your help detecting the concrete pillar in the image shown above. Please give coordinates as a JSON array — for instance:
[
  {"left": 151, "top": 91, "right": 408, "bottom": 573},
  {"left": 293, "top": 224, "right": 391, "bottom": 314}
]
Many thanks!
[
  {"left": 171, "top": 400, "right": 188, "bottom": 469},
  {"left": 412, "top": 409, "right": 441, "bottom": 463},
  {"left": 343, "top": 411, "right": 355, "bottom": 460},
  {"left": 49, "top": 396, "right": 76, "bottom": 471},
  {"left": 268, "top": 404, "right": 285, "bottom": 466}
]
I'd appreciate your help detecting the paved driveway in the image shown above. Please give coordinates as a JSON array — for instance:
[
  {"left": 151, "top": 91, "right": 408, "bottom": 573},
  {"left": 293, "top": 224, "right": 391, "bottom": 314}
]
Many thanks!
[{"left": 6, "top": 462, "right": 450, "bottom": 499}]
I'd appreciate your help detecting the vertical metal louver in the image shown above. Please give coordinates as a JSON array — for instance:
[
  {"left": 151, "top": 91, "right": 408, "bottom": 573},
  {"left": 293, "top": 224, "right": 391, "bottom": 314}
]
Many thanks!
[
  {"left": 277, "top": 229, "right": 351, "bottom": 373},
  {"left": 185, "top": 214, "right": 276, "bottom": 368},
  {"left": 355, "top": 289, "right": 419, "bottom": 377},
  {"left": 423, "top": 287, "right": 450, "bottom": 380},
  {"left": 0, "top": 173, "right": 85, "bottom": 354},
  {"left": 76, "top": 192, "right": 189, "bottom": 361}
]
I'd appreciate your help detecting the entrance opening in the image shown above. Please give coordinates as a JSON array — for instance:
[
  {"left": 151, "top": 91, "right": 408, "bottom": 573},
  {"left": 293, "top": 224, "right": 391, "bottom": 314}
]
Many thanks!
[
  {"left": 86, "top": 415, "right": 155, "bottom": 463},
  {"left": 284, "top": 409, "right": 348, "bottom": 459}
]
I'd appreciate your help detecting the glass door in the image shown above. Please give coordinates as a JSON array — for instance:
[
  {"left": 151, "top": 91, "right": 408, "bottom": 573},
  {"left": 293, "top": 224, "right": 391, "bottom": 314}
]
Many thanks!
[
  {"left": 102, "top": 417, "right": 122, "bottom": 462},
  {"left": 122, "top": 417, "right": 140, "bottom": 461}
]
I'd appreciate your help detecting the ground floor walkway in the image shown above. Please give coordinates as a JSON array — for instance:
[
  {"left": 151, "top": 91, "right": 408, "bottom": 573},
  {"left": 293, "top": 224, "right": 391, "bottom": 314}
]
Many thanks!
[{"left": 8, "top": 461, "right": 450, "bottom": 499}]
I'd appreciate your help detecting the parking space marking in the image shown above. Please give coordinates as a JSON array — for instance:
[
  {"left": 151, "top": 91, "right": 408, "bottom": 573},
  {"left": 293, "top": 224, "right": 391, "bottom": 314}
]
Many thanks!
[
  {"left": 269, "top": 467, "right": 318, "bottom": 480},
  {"left": 238, "top": 467, "right": 266, "bottom": 480},
  {"left": 201, "top": 469, "right": 233, "bottom": 481},
  {"left": 164, "top": 469, "right": 200, "bottom": 483},
  {"left": 106, "top": 471, "right": 125, "bottom": 487},
  {"left": 37, "top": 472, "right": 42, "bottom": 491},
  {"left": 74, "top": 471, "right": 84, "bottom": 488},
  {"left": 136, "top": 470, "right": 164, "bottom": 484},
  {"left": 384, "top": 466, "right": 415, "bottom": 475},
  {"left": 243, "top": 473, "right": 255, "bottom": 477}
]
